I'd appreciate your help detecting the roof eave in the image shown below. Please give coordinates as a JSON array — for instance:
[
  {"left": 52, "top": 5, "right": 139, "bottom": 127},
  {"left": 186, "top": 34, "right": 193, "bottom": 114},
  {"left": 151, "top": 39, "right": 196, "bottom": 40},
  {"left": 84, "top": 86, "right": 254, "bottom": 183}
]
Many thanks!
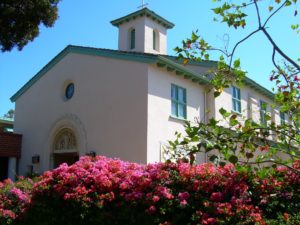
[
  {"left": 244, "top": 77, "right": 274, "bottom": 99},
  {"left": 156, "top": 56, "right": 210, "bottom": 85},
  {"left": 0, "top": 118, "right": 14, "bottom": 125},
  {"left": 111, "top": 8, "right": 174, "bottom": 29},
  {"left": 173, "top": 58, "right": 274, "bottom": 100}
]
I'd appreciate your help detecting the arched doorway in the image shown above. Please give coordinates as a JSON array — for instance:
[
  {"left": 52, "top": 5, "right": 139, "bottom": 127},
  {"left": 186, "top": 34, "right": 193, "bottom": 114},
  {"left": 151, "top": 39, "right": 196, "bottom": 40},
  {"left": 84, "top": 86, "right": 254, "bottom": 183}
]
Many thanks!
[{"left": 52, "top": 128, "right": 79, "bottom": 168}]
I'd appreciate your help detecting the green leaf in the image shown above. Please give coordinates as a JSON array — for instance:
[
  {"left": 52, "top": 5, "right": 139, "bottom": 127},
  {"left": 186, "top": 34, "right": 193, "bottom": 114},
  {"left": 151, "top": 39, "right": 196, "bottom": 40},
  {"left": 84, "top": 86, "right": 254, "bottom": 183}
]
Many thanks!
[
  {"left": 212, "top": 7, "right": 221, "bottom": 14},
  {"left": 191, "top": 32, "right": 199, "bottom": 42},
  {"left": 246, "top": 152, "right": 254, "bottom": 159},
  {"left": 285, "top": 0, "right": 292, "bottom": 6},
  {"left": 214, "top": 91, "right": 221, "bottom": 97},
  {"left": 233, "top": 59, "right": 240, "bottom": 68},
  {"left": 219, "top": 107, "right": 227, "bottom": 116},
  {"left": 219, "top": 161, "right": 226, "bottom": 167},
  {"left": 209, "top": 155, "right": 219, "bottom": 162},
  {"left": 291, "top": 24, "right": 299, "bottom": 30},
  {"left": 229, "top": 155, "right": 238, "bottom": 164},
  {"left": 229, "top": 118, "right": 239, "bottom": 126}
]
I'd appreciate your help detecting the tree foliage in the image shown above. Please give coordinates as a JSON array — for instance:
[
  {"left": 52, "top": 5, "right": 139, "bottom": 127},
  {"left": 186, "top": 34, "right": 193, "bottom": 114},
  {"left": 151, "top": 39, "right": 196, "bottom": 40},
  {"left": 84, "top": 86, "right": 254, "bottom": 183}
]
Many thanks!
[
  {"left": 170, "top": 0, "right": 300, "bottom": 172},
  {"left": 0, "top": 0, "right": 61, "bottom": 52},
  {"left": 3, "top": 109, "right": 14, "bottom": 119}
]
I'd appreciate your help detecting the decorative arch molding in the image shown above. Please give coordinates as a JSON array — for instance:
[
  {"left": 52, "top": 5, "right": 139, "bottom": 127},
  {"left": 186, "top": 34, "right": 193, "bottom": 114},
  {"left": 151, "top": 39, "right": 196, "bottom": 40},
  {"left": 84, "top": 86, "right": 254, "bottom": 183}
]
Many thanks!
[
  {"left": 53, "top": 128, "right": 77, "bottom": 152},
  {"left": 45, "top": 113, "right": 88, "bottom": 169}
]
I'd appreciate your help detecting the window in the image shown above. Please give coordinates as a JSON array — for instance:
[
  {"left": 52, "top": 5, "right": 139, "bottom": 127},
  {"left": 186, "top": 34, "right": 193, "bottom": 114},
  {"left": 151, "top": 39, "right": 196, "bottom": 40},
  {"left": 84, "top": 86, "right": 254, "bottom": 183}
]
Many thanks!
[
  {"left": 153, "top": 30, "right": 157, "bottom": 50},
  {"left": 171, "top": 84, "right": 187, "bottom": 119},
  {"left": 232, "top": 86, "right": 241, "bottom": 113},
  {"left": 54, "top": 128, "right": 77, "bottom": 152},
  {"left": 65, "top": 83, "right": 75, "bottom": 100},
  {"left": 260, "top": 100, "right": 267, "bottom": 125},
  {"left": 280, "top": 112, "right": 286, "bottom": 125},
  {"left": 130, "top": 29, "right": 135, "bottom": 49}
]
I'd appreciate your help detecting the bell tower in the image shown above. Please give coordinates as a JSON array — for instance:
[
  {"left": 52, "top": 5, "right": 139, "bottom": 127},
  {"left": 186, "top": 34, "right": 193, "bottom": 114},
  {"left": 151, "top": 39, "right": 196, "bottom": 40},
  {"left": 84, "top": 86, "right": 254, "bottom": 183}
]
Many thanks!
[{"left": 111, "top": 8, "right": 174, "bottom": 55}]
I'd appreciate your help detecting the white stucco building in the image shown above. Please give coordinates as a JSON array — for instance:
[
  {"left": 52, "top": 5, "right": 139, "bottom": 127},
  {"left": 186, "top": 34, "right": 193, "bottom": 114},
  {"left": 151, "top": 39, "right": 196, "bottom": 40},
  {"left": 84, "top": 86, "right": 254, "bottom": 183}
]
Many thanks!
[{"left": 10, "top": 8, "right": 279, "bottom": 177}]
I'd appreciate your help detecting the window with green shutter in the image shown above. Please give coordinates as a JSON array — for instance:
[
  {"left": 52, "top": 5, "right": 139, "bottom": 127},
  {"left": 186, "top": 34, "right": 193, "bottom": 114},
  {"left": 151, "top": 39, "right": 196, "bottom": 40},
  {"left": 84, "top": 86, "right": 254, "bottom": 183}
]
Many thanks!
[
  {"left": 232, "top": 86, "right": 241, "bottom": 113},
  {"left": 280, "top": 112, "right": 287, "bottom": 125},
  {"left": 260, "top": 100, "right": 267, "bottom": 125},
  {"left": 171, "top": 84, "right": 187, "bottom": 119}
]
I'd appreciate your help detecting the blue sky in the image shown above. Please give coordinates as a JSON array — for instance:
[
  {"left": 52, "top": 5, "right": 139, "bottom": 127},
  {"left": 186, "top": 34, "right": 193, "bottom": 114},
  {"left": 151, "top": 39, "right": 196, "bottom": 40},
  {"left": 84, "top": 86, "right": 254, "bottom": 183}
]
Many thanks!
[{"left": 0, "top": 0, "right": 299, "bottom": 117}]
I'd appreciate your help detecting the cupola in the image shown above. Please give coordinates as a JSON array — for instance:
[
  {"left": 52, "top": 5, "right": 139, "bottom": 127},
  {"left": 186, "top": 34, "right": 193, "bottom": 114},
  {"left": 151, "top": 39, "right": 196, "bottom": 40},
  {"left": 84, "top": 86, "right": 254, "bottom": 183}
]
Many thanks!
[{"left": 111, "top": 8, "right": 174, "bottom": 55}]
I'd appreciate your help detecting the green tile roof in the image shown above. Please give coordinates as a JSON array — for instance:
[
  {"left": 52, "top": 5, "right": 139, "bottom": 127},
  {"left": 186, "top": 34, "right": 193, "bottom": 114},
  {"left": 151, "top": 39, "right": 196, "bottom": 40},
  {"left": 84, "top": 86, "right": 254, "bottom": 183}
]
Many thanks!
[
  {"left": 111, "top": 8, "right": 174, "bottom": 29},
  {"left": 10, "top": 45, "right": 274, "bottom": 102}
]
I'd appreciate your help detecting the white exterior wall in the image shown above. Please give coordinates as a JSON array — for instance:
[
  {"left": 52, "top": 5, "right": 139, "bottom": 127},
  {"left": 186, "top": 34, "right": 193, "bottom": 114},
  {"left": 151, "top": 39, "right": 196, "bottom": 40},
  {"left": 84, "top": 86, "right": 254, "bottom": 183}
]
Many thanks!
[
  {"left": 118, "top": 17, "right": 167, "bottom": 54},
  {"left": 147, "top": 65, "right": 206, "bottom": 163},
  {"left": 213, "top": 85, "right": 275, "bottom": 127},
  {"left": 118, "top": 17, "right": 145, "bottom": 52},
  {"left": 14, "top": 53, "right": 148, "bottom": 175},
  {"left": 144, "top": 17, "right": 167, "bottom": 54}
]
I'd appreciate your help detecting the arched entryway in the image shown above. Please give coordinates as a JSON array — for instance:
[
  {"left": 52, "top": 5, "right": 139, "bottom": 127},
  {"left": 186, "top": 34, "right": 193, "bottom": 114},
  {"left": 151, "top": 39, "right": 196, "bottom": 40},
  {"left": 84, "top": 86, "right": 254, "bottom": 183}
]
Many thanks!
[{"left": 52, "top": 128, "right": 79, "bottom": 168}]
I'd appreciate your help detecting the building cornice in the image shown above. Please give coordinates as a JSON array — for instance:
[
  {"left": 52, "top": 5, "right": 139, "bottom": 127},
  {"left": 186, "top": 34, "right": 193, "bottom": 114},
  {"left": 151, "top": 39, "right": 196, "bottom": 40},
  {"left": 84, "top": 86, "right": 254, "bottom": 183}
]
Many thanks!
[{"left": 111, "top": 8, "right": 175, "bottom": 29}]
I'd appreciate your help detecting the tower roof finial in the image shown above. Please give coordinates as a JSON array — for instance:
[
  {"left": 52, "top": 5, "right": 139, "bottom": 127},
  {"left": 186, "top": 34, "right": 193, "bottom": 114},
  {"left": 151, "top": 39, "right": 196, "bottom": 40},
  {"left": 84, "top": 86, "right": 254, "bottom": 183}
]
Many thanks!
[{"left": 138, "top": 0, "right": 148, "bottom": 9}]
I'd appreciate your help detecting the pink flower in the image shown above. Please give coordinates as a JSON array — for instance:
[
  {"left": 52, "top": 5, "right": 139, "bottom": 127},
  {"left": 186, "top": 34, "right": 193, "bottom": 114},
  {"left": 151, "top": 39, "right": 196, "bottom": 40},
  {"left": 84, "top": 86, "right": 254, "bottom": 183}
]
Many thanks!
[
  {"left": 210, "top": 192, "right": 223, "bottom": 202},
  {"left": 152, "top": 195, "right": 160, "bottom": 202},
  {"left": 9, "top": 188, "right": 29, "bottom": 202},
  {"left": 180, "top": 199, "right": 188, "bottom": 207},
  {"left": 178, "top": 192, "right": 190, "bottom": 201},
  {"left": 147, "top": 205, "right": 156, "bottom": 214},
  {"left": 202, "top": 217, "right": 216, "bottom": 225}
]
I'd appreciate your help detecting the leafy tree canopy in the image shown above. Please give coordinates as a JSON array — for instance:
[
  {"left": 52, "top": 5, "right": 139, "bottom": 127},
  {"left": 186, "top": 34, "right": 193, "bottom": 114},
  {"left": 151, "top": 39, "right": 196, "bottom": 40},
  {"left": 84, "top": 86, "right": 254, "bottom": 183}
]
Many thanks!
[
  {"left": 3, "top": 109, "right": 14, "bottom": 119},
  {"left": 0, "top": 0, "right": 61, "bottom": 52},
  {"left": 170, "top": 0, "right": 300, "bottom": 173}
]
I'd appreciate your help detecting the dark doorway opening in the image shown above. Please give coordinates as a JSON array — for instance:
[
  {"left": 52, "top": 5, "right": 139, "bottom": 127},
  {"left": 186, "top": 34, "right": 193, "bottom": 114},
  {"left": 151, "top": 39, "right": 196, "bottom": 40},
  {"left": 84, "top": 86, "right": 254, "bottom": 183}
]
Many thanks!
[
  {"left": 53, "top": 153, "right": 79, "bottom": 168},
  {"left": 0, "top": 157, "right": 8, "bottom": 181}
]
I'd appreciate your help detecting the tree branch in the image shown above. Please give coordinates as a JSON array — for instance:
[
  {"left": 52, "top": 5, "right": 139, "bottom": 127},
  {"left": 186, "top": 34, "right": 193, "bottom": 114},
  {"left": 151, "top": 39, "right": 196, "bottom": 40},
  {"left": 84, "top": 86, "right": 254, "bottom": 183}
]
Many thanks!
[
  {"left": 196, "top": 46, "right": 230, "bottom": 58},
  {"left": 262, "top": 27, "right": 300, "bottom": 71},
  {"left": 229, "top": 28, "right": 260, "bottom": 68},
  {"left": 253, "top": 0, "right": 262, "bottom": 28},
  {"left": 272, "top": 47, "right": 289, "bottom": 84},
  {"left": 263, "top": 0, "right": 289, "bottom": 28},
  {"left": 238, "top": 159, "right": 300, "bottom": 174}
]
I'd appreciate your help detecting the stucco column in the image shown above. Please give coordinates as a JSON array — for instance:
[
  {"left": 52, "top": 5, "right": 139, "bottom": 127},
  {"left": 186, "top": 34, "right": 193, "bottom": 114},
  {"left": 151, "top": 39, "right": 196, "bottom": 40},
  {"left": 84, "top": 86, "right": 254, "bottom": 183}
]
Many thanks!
[{"left": 8, "top": 157, "right": 17, "bottom": 181}]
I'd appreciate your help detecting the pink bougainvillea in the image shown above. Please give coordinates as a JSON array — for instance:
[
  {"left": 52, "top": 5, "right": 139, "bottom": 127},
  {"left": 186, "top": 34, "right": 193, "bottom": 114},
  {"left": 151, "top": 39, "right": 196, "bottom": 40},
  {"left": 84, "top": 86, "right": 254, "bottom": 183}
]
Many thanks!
[
  {"left": 0, "top": 177, "right": 32, "bottom": 224},
  {"left": 1, "top": 156, "right": 300, "bottom": 225}
]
